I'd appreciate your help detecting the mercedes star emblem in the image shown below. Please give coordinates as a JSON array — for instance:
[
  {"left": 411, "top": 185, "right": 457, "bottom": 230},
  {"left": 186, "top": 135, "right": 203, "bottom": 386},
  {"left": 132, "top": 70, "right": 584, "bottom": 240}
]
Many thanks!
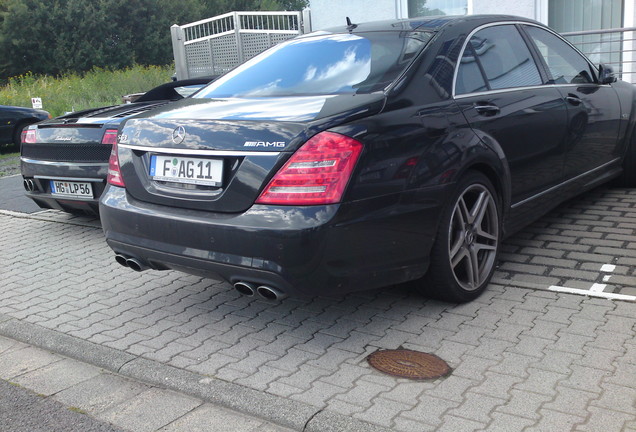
[{"left": 172, "top": 126, "right": 186, "bottom": 144}]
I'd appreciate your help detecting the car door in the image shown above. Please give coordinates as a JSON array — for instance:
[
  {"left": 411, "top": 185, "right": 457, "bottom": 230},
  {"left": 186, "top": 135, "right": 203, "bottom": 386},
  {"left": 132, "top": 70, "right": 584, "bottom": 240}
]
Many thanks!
[
  {"left": 454, "top": 24, "right": 569, "bottom": 205},
  {"left": 0, "top": 107, "right": 13, "bottom": 143},
  {"left": 522, "top": 25, "right": 622, "bottom": 181}
]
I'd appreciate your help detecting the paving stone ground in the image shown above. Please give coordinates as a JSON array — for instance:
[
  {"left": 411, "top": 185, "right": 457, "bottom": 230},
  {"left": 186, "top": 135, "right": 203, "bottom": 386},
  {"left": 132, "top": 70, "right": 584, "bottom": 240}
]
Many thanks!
[
  {"left": 0, "top": 186, "right": 635, "bottom": 431},
  {"left": 0, "top": 336, "right": 292, "bottom": 432}
]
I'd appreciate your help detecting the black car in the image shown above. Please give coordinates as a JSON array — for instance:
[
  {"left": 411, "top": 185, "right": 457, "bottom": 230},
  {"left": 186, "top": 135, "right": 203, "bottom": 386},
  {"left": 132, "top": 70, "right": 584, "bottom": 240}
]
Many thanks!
[
  {"left": 0, "top": 105, "right": 50, "bottom": 150},
  {"left": 99, "top": 15, "right": 636, "bottom": 303},
  {"left": 20, "top": 78, "right": 213, "bottom": 214}
]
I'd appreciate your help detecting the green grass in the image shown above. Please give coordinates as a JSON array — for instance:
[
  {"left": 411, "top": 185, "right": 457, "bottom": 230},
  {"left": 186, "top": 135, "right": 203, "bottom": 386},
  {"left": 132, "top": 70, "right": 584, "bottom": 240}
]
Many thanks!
[
  {"left": 0, "top": 151, "right": 19, "bottom": 159},
  {"left": 0, "top": 65, "right": 174, "bottom": 118}
]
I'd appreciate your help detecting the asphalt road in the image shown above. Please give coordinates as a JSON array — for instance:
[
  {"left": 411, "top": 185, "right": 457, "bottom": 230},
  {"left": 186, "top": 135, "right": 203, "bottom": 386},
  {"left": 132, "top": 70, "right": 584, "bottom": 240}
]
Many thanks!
[
  {"left": 0, "top": 175, "right": 42, "bottom": 213},
  {"left": 0, "top": 379, "right": 125, "bottom": 432}
]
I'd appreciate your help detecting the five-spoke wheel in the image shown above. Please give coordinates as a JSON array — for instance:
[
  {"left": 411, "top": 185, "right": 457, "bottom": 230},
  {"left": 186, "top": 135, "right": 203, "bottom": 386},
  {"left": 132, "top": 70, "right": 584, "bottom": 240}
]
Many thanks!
[{"left": 420, "top": 171, "right": 501, "bottom": 302}]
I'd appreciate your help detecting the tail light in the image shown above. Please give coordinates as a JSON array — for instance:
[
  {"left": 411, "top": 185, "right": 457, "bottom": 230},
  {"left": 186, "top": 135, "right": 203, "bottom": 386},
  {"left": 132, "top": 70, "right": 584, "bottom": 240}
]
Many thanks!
[
  {"left": 21, "top": 129, "right": 36, "bottom": 144},
  {"left": 256, "top": 131, "right": 363, "bottom": 205},
  {"left": 107, "top": 141, "right": 125, "bottom": 187},
  {"left": 101, "top": 129, "right": 118, "bottom": 145}
]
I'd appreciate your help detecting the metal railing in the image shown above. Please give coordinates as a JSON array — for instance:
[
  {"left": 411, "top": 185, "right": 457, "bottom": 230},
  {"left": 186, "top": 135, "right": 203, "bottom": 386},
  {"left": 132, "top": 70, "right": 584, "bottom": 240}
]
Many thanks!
[
  {"left": 562, "top": 27, "right": 636, "bottom": 84},
  {"left": 171, "top": 11, "right": 305, "bottom": 79}
]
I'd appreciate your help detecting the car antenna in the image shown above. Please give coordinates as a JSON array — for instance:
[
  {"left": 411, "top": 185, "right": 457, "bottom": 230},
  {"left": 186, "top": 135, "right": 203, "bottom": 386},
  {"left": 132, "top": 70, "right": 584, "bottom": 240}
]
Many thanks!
[{"left": 346, "top": 17, "right": 357, "bottom": 32}]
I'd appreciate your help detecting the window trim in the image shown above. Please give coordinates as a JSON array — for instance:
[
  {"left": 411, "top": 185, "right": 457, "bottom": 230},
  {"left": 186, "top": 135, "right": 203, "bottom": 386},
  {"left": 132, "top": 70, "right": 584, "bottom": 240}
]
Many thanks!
[{"left": 451, "top": 21, "right": 604, "bottom": 99}]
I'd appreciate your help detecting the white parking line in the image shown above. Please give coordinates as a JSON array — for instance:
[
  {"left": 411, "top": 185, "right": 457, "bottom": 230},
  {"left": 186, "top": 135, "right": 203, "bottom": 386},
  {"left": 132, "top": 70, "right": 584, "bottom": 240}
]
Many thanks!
[
  {"left": 549, "top": 285, "right": 636, "bottom": 301},
  {"left": 600, "top": 264, "right": 616, "bottom": 272},
  {"left": 589, "top": 283, "right": 607, "bottom": 293}
]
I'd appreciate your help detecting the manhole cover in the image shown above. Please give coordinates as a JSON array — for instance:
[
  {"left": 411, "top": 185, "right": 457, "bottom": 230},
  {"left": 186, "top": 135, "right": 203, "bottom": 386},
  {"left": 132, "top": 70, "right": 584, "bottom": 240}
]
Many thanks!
[{"left": 367, "top": 349, "right": 451, "bottom": 380}]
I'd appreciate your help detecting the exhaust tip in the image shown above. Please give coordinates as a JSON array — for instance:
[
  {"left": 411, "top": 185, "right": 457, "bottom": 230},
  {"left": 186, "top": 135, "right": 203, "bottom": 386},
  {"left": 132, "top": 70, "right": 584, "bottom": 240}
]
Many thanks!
[
  {"left": 257, "top": 285, "right": 286, "bottom": 301},
  {"left": 114, "top": 254, "right": 129, "bottom": 267},
  {"left": 23, "top": 178, "right": 35, "bottom": 192},
  {"left": 234, "top": 281, "right": 256, "bottom": 296},
  {"left": 126, "top": 258, "right": 147, "bottom": 272}
]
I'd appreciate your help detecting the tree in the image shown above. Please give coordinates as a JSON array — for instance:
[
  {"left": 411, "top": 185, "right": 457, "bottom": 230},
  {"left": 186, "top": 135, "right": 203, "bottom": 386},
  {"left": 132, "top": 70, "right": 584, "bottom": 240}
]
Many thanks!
[
  {"left": 0, "top": 0, "right": 308, "bottom": 78},
  {"left": 408, "top": 0, "right": 445, "bottom": 17}
]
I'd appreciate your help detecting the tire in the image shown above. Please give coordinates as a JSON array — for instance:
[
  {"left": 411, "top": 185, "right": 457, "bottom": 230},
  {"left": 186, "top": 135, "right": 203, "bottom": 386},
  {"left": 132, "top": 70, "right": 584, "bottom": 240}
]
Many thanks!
[
  {"left": 615, "top": 131, "right": 636, "bottom": 187},
  {"left": 419, "top": 171, "right": 501, "bottom": 303}
]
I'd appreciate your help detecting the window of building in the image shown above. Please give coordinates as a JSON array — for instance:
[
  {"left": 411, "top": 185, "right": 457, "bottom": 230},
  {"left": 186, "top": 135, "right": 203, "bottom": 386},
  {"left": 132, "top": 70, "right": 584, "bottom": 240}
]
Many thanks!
[
  {"left": 408, "top": 0, "right": 468, "bottom": 17},
  {"left": 549, "top": 0, "right": 623, "bottom": 67}
]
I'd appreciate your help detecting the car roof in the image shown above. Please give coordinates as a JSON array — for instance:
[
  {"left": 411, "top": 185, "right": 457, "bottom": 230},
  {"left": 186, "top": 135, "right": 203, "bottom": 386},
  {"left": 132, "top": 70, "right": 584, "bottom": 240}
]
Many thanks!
[{"left": 322, "top": 14, "right": 540, "bottom": 33}]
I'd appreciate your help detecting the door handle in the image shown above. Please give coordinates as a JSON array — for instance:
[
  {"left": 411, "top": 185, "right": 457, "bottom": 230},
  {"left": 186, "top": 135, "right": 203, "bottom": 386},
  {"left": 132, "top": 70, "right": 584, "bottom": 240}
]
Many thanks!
[
  {"left": 474, "top": 103, "right": 500, "bottom": 116},
  {"left": 566, "top": 94, "right": 582, "bottom": 106}
]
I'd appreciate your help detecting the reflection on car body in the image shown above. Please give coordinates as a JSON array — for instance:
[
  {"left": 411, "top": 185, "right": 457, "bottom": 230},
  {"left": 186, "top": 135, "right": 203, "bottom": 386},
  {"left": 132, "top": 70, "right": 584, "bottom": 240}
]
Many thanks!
[{"left": 99, "top": 15, "right": 636, "bottom": 303}]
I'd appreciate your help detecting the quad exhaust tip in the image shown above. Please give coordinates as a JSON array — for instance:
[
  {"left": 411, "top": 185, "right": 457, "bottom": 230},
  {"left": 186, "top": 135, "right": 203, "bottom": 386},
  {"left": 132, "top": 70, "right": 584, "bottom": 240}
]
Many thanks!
[
  {"left": 114, "top": 254, "right": 149, "bottom": 272},
  {"left": 23, "top": 178, "right": 35, "bottom": 192},
  {"left": 234, "top": 281, "right": 287, "bottom": 301}
]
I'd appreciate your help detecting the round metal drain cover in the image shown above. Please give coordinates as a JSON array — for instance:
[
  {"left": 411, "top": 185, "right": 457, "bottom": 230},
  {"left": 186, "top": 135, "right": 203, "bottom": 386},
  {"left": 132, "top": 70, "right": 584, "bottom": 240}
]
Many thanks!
[{"left": 367, "top": 349, "right": 451, "bottom": 380}]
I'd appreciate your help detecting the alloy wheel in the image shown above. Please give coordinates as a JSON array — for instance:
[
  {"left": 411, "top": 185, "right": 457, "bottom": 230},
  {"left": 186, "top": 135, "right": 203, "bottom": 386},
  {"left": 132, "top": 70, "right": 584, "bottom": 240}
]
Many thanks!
[{"left": 447, "top": 183, "right": 499, "bottom": 291}]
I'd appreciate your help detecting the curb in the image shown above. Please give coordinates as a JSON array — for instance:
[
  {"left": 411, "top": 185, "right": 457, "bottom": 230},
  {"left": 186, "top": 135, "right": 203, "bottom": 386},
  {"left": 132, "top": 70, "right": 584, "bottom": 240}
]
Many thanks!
[
  {"left": 0, "top": 313, "right": 393, "bottom": 432},
  {"left": 0, "top": 209, "right": 101, "bottom": 228}
]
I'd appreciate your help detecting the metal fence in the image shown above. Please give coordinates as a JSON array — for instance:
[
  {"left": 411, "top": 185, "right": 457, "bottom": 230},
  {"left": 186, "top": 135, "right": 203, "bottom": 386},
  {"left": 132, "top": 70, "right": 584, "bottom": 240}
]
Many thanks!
[
  {"left": 171, "top": 11, "right": 305, "bottom": 80},
  {"left": 562, "top": 27, "right": 636, "bottom": 84}
]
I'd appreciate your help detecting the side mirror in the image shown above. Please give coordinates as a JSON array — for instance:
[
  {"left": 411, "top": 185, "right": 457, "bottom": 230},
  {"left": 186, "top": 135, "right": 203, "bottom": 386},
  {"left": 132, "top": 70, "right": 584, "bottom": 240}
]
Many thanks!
[{"left": 599, "top": 64, "right": 617, "bottom": 84}]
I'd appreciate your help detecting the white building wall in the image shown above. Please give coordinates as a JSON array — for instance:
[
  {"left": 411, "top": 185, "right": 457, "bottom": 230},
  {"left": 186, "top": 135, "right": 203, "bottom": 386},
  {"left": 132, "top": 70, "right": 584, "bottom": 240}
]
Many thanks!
[
  {"left": 471, "top": 0, "right": 537, "bottom": 20},
  {"left": 308, "top": 0, "right": 400, "bottom": 30}
]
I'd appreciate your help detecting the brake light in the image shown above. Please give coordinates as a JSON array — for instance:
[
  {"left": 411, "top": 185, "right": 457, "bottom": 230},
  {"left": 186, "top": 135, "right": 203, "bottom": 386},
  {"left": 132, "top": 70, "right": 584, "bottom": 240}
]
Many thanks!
[
  {"left": 256, "top": 132, "right": 363, "bottom": 205},
  {"left": 21, "top": 129, "right": 36, "bottom": 144},
  {"left": 101, "top": 129, "right": 118, "bottom": 145},
  {"left": 107, "top": 141, "right": 125, "bottom": 187}
]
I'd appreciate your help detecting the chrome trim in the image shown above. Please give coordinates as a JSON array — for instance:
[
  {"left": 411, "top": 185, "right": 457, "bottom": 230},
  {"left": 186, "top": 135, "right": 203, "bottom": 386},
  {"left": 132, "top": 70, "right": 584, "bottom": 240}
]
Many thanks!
[
  {"left": 454, "top": 85, "right": 549, "bottom": 99},
  {"left": 452, "top": 21, "right": 601, "bottom": 99},
  {"left": 21, "top": 157, "right": 105, "bottom": 167},
  {"left": 454, "top": 83, "right": 612, "bottom": 100},
  {"left": 511, "top": 159, "right": 620, "bottom": 209},
  {"left": 34, "top": 175, "right": 103, "bottom": 182},
  {"left": 119, "top": 144, "right": 282, "bottom": 157}
]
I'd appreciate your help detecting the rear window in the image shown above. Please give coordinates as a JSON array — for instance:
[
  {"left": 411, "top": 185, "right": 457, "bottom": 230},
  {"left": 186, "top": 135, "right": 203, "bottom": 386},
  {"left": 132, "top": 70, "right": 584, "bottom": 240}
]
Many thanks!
[{"left": 194, "top": 31, "right": 432, "bottom": 98}]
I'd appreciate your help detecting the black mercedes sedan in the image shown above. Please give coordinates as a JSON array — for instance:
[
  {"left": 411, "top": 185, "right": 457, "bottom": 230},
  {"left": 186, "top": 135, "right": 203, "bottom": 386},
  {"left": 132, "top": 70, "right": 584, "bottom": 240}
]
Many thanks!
[
  {"left": 0, "top": 105, "right": 50, "bottom": 150},
  {"left": 20, "top": 78, "right": 212, "bottom": 214},
  {"left": 100, "top": 15, "right": 636, "bottom": 303}
]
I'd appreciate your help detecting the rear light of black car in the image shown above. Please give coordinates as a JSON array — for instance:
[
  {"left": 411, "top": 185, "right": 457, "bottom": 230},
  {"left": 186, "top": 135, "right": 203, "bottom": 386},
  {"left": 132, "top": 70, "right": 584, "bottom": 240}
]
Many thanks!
[
  {"left": 107, "top": 141, "right": 125, "bottom": 187},
  {"left": 21, "top": 129, "right": 36, "bottom": 144},
  {"left": 256, "top": 131, "right": 362, "bottom": 205},
  {"left": 101, "top": 129, "right": 118, "bottom": 145}
]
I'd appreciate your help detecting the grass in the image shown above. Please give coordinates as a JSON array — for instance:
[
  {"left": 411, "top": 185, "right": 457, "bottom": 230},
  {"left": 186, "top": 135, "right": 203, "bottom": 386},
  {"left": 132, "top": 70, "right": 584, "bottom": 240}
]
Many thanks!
[
  {"left": 0, "top": 151, "right": 19, "bottom": 177},
  {"left": 0, "top": 151, "right": 19, "bottom": 160},
  {"left": 0, "top": 65, "right": 174, "bottom": 118}
]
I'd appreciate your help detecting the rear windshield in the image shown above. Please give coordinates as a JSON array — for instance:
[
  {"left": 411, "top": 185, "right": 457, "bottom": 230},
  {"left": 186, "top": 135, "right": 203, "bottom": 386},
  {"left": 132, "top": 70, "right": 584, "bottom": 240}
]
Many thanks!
[{"left": 194, "top": 31, "right": 432, "bottom": 98}]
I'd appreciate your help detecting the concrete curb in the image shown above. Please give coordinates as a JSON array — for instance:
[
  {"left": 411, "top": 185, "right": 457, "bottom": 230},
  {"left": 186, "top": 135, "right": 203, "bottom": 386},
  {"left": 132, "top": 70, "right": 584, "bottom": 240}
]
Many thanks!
[
  {"left": 0, "top": 313, "right": 393, "bottom": 432},
  {"left": 0, "top": 209, "right": 101, "bottom": 228}
]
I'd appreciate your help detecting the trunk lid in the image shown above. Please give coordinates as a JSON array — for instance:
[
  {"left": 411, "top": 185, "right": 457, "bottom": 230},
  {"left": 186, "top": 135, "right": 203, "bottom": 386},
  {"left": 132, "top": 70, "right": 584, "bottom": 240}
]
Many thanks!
[
  {"left": 117, "top": 94, "right": 384, "bottom": 213},
  {"left": 23, "top": 102, "right": 172, "bottom": 163}
]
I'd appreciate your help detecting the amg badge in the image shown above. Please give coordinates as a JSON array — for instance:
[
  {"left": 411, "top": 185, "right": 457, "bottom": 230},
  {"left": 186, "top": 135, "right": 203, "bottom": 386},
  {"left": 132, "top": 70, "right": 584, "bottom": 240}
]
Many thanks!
[{"left": 243, "top": 141, "right": 286, "bottom": 148}]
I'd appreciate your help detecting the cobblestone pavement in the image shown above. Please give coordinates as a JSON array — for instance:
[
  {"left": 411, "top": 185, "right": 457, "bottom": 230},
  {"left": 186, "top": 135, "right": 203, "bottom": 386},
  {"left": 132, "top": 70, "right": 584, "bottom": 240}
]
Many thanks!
[
  {"left": 0, "top": 187, "right": 635, "bottom": 431},
  {"left": 0, "top": 335, "right": 292, "bottom": 432}
]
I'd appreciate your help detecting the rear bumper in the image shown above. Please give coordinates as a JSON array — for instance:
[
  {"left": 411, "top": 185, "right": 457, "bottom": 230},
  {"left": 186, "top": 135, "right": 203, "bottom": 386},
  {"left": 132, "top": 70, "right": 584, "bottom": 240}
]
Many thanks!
[
  {"left": 100, "top": 185, "right": 447, "bottom": 297},
  {"left": 20, "top": 158, "right": 107, "bottom": 214}
]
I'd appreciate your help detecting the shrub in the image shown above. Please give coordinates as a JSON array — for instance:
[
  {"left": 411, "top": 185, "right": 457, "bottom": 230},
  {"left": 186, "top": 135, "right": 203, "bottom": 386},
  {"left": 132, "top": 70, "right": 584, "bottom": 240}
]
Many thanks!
[{"left": 0, "top": 65, "right": 174, "bottom": 118}]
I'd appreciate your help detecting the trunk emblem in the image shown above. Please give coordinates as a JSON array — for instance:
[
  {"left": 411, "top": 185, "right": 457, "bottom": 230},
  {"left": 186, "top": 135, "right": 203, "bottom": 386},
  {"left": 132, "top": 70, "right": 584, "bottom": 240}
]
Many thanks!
[{"left": 172, "top": 126, "right": 186, "bottom": 144}]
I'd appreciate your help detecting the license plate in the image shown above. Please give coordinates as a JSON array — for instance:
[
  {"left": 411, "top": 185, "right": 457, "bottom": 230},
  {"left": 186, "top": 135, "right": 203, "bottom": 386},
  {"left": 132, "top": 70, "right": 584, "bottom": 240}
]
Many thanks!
[
  {"left": 50, "top": 180, "right": 93, "bottom": 197},
  {"left": 149, "top": 155, "right": 223, "bottom": 187}
]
